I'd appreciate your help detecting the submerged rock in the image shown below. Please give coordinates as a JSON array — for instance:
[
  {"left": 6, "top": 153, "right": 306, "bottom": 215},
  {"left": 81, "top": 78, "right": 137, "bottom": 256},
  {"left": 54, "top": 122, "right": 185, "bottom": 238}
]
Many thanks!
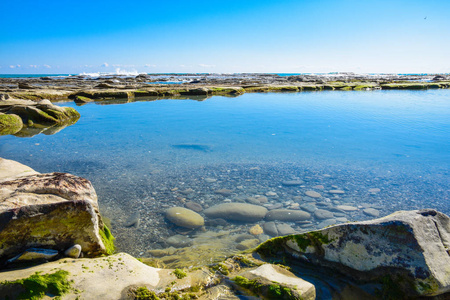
[
  {"left": 256, "top": 209, "right": 450, "bottom": 298},
  {"left": 204, "top": 203, "right": 268, "bottom": 222},
  {"left": 265, "top": 209, "right": 311, "bottom": 222},
  {"left": 165, "top": 207, "right": 205, "bottom": 229},
  {"left": 7, "top": 248, "right": 59, "bottom": 264}
]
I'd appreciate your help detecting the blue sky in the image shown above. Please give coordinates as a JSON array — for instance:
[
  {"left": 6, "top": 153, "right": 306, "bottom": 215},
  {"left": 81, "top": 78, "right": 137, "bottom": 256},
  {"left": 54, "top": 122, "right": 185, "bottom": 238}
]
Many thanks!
[{"left": 1, "top": 0, "right": 449, "bottom": 74}]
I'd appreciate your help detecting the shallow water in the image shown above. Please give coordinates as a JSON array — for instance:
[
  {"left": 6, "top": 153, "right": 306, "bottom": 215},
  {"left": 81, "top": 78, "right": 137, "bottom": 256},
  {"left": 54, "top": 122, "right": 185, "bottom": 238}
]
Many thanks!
[{"left": 1, "top": 90, "right": 449, "bottom": 267}]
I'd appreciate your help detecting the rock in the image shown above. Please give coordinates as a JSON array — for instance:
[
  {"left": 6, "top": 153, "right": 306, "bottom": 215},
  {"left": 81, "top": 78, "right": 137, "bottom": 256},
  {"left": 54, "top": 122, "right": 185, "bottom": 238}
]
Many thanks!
[
  {"left": 204, "top": 203, "right": 268, "bottom": 222},
  {"left": 281, "top": 180, "right": 304, "bottom": 186},
  {"left": 0, "top": 253, "right": 213, "bottom": 299},
  {"left": 185, "top": 201, "right": 203, "bottom": 212},
  {"left": 263, "top": 222, "right": 279, "bottom": 237},
  {"left": 205, "top": 218, "right": 228, "bottom": 227},
  {"left": 305, "top": 191, "right": 321, "bottom": 198},
  {"left": 0, "top": 113, "right": 23, "bottom": 135},
  {"left": 249, "top": 224, "right": 263, "bottom": 235},
  {"left": 257, "top": 209, "right": 450, "bottom": 298},
  {"left": 236, "top": 239, "right": 260, "bottom": 251},
  {"left": 64, "top": 244, "right": 82, "bottom": 258},
  {"left": 363, "top": 208, "right": 380, "bottom": 217},
  {"left": 165, "top": 207, "right": 204, "bottom": 229},
  {"left": 300, "top": 203, "right": 317, "bottom": 213},
  {"left": 265, "top": 191, "right": 277, "bottom": 197},
  {"left": 265, "top": 209, "right": 311, "bottom": 222},
  {"left": 317, "top": 219, "right": 337, "bottom": 228},
  {"left": 236, "top": 264, "right": 316, "bottom": 300},
  {"left": 0, "top": 172, "right": 99, "bottom": 213},
  {"left": 8, "top": 248, "right": 59, "bottom": 264},
  {"left": 314, "top": 209, "right": 334, "bottom": 220},
  {"left": 328, "top": 189, "right": 345, "bottom": 194},
  {"left": 204, "top": 177, "right": 217, "bottom": 183},
  {"left": 313, "top": 185, "right": 324, "bottom": 189},
  {"left": 214, "top": 188, "right": 233, "bottom": 196},
  {"left": 125, "top": 211, "right": 140, "bottom": 227},
  {"left": 179, "top": 188, "right": 194, "bottom": 195},
  {"left": 166, "top": 234, "right": 193, "bottom": 248},
  {"left": 265, "top": 203, "right": 283, "bottom": 210},
  {"left": 235, "top": 234, "right": 256, "bottom": 243},
  {"left": 0, "top": 200, "right": 109, "bottom": 262},
  {"left": 276, "top": 223, "right": 296, "bottom": 236},
  {"left": 336, "top": 205, "right": 358, "bottom": 211},
  {"left": 368, "top": 188, "right": 381, "bottom": 193},
  {"left": 0, "top": 157, "right": 38, "bottom": 182},
  {"left": 246, "top": 195, "right": 268, "bottom": 205}
]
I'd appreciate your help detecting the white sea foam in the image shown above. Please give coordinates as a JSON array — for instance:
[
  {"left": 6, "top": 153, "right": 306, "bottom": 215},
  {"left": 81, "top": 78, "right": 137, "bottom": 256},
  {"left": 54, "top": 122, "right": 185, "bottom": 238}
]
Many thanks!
[{"left": 79, "top": 68, "right": 140, "bottom": 78}]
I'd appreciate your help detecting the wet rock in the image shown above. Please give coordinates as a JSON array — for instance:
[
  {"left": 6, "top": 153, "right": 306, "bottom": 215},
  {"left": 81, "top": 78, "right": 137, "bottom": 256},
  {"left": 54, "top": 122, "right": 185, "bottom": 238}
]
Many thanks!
[
  {"left": 257, "top": 209, "right": 450, "bottom": 298},
  {"left": 249, "top": 224, "right": 263, "bottom": 235},
  {"left": 185, "top": 201, "right": 203, "bottom": 212},
  {"left": 214, "top": 188, "right": 233, "bottom": 196},
  {"left": 204, "top": 203, "right": 268, "bottom": 222},
  {"left": 329, "top": 189, "right": 345, "bottom": 194},
  {"left": 363, "top": 208, "right": 380, "bottom": 217},
  {"left": 8, "top": 248, "right": 59, "bottom": 264},
  {"left": 263, "top": 222, "right": 279, "bottom": 237},
  {"left": 125, "top": 211, "right": 140, "bottom": 228},
  {"left": 165, "top": 207, "right": 204, "bottom": 229},
  {"left": 305, "top": 191, "right": 321, "bottom": 198},
  {"left": 235, "top": 234, "right": 256, "bottom": 243},
  {"left": 236, "top": 239, "right": 259, "bottom": 251},
  {"left": 282, "top": 180, "right": 304, "bottom": 186},
  {"left": 276, "top": 223, "right": 296, "bottom": 235},
  {"left": 265, "top": 209, "right": 311, "bottom": 222},
  {"left": 300, "top": 203, "right": 317, "bottom": 213},
  {"left": 166, "top": 234, "right": 193, "bottom": 248},
  {"left": 65, "top": 244, "right": 82, "bottom": 258},
  {"left": 314, "top": 209, "right": 334, "bottom": 220},
  {"left": 336, "top": 205, "right": 358, "bottom": 211},
  {"left": 0, "top": 113, "right": 23, "bottom": 135}
]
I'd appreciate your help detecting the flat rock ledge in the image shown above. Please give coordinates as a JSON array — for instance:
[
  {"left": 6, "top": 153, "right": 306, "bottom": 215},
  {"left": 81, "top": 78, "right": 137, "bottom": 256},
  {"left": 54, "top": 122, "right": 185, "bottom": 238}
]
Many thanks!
[
  {"left": 256, "top": 209, "right": 450, "bottom": 298},
  {"left": 0, "top": 96, "right": 80, "bottom": 136}
]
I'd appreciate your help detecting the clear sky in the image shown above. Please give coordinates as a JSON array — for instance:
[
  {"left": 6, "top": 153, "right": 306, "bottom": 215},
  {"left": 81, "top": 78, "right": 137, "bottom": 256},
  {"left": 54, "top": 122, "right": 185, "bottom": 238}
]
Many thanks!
[{"left": 1, "top": 0, "right": 449, "bottom": 74}]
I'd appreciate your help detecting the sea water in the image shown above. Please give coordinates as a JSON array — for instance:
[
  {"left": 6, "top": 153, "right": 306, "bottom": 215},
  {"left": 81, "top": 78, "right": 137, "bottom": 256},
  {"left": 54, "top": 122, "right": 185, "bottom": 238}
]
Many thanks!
[{"left": 0, "top": 90, "right": 449, "bottom": 267}]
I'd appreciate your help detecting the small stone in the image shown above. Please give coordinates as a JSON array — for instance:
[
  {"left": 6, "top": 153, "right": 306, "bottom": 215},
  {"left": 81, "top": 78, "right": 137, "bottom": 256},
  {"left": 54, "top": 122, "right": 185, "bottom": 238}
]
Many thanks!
[
  {"left": 305, "top": 191, "right": 321, "bottom": 198},
  {"left": 276, "top": 223, "right": 296, "bottom": 236},
  {"left": 204, "top": 178, "right": 217, "bottom": 183},
  {"left": 313, "top": 185, "right": 325, "bottom": 189},
  {"left": 363, "top": 208, "right": 380, "bottom": 217},
  {"left": 265, "top": 209, "right": 311, "bottom": 222},
  {"left": 266, "top": 191, "right": 278, "bottom": 197},
  {"left": 314, "top": 209, "right": 334, "bottom": 220},
  {"left": 179, "top": 188, "right": 194, "bottom": 195},
  {"left": 185, "top": 201, "right": 203, "bottom": 212},
  {"left": 336, "top": 205, "right": 358, "bottom": 212},
  {"left": 263, "top": 222, "right": 279, "bottom": 237},
  {"left": 265, "top": 203, "right": 283, "bottom": 210},
  {"left": 329, "top": 190, "right": 345, "bottom": 194},
  {"left": 165, "top": 207, "right": 205, "bottom": 229},
  {"left": 368, "top": 188, "right": 381, "bottom": 193},
  {"left": 282, "top": 180, "right": 304, "bottom": 186},
  {"left": 301, "top": 203, "right": 317, "bottom": 213},
  {"left": 166, "top": 235, "right": 192, "bottom": 248},
  {"left": 125, "top": 211, "right": 140, "bottom": 228},
  {"left": 235, "top": 234, "right": 255, "bottom": 243},
  {"left": 249, "top": 224, "right": 264, "bottom": 235},
  {"left": 64, "top": 244, "right": 82, "bottom": 258},
  {"left": 215, "top": 189, "right": 233, "bottom": 196},
  {"left": 236, "top": 239, "right": 259, "bottom": 251}
]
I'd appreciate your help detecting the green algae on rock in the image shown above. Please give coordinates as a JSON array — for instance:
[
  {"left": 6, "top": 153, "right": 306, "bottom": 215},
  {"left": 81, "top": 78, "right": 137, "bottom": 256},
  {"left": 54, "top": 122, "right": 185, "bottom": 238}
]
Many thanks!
[{"left": 0, "top": 113, "right": 23, "bottom": 135}]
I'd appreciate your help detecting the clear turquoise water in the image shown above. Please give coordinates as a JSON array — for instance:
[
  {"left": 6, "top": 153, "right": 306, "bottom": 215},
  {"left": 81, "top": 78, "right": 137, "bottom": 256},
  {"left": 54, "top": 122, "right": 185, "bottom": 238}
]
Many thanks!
[{"left": 1, "top": 90, "right": 449, "bottom": 259}]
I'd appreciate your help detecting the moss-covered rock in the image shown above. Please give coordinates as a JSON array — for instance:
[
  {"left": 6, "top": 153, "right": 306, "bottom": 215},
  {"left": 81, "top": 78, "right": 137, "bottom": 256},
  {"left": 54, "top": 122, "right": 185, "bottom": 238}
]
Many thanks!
[
  {"left": 0, "top": 113, "right": 23, "bottom": 135},
  {"left": 256, "top": 209, "right": 450, "bottom": 298}
]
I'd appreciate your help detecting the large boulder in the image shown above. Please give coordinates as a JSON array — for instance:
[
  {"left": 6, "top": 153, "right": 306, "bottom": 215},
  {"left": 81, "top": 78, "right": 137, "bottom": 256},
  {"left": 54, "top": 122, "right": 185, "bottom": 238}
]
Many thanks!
[
  {"left": 256, "top": 209, "right": 450, "bottom": 298},
  {"left": 0, "top": 162, "right": 112, "bottom": 263},
  {"left": 0, "top": 113, "right": 23, "bottom": 135},
  {"left": 204, "top": 203, "right": 268, "bottom": 222}
]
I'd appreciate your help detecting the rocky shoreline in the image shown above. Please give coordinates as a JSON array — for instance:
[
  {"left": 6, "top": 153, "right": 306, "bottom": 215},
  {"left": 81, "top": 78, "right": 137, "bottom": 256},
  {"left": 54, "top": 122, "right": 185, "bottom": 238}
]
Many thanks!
[
  {"left": 0, "top": 157, "right": 449, "bottom": 299},
  {"left": 0, "top": 73, "right": 449, "bottom": 103}
]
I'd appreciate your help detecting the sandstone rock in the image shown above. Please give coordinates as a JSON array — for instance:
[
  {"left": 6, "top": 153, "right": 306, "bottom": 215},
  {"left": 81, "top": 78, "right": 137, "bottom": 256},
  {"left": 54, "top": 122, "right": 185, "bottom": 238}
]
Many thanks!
[
  {"left": 257, "top": 209, "right": 450, "bottom": 298},
  {"left": 64, "top": 244, "right": 82, "bottom": 258},
  {"left": 0, "top": 172, "right": 99, "bottom": 213},
  {"left": 165, "top": 207, "right": 204, "bottom": 229},
  {"left": 236, "top": 264, "right": 315, "bottom": 300},
  {"left": 0, "top": 157, "right": 38, "bottom": 182},
  {"left": 204, "top": 203, "right": 268, "bottom": 222},
  {"left": 265, "top": 209, "right": 311, "bottom": 222},
  {"left": 305, "top": 191, "right": 321, "bottom": 198}
]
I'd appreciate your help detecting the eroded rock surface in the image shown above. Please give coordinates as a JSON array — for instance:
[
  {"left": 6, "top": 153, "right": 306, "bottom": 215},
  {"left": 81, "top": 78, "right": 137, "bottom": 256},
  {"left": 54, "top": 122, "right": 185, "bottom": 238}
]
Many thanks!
[{"left": 257, "top": 209, "right": 450, "bottom": 298}]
